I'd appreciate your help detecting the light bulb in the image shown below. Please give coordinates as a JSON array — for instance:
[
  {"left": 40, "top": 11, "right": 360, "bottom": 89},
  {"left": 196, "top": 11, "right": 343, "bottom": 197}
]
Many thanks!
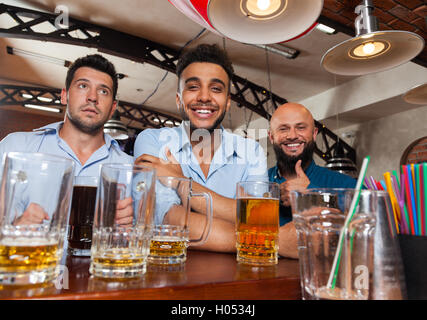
[
  {"left": 362, "top": 42, "right": 375, "bottom": 55},
  {"left": 257, "top": 0, "right": 271, "bottom": 11}
]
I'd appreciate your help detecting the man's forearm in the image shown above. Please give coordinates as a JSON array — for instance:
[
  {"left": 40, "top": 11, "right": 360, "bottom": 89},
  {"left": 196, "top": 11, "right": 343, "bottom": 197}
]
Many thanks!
[
  {"left": 189, "top": 215, "right": 236, "bottom": 253},
  {"left": 190, "top": 181, "right": 236, "bottom": 223}
]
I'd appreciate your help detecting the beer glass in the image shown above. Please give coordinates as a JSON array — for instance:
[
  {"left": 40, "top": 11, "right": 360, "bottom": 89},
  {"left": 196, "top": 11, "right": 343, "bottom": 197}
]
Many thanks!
[
  {"left": 235, "top": 181, "right": 280, "bottom": 266},
  {"left": 291, "top": 188, "right": 406, "bottom": 300},
  {"left": 148, "top": 177, "right": 213, "bottom": 265},
  {"left": 89, "top": 163, "right": 156, "bottom": 278},
  {"left": 67, "top": 176, "right": 98, "bottom": 256},
  {"left": 0, "top": 152, "right": 74, "bottom": 285}
]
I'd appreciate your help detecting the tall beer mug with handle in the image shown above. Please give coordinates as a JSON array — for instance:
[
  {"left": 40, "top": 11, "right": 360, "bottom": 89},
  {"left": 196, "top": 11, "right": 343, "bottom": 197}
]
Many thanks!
[
  {"left": 148, "top": 176, "right": 213, "bottom": 265},
  {"left": 236, "top": 181, "right": 280, "bottom": 266},
  {"left": 0, "top": 152, "right": 75, "bottom": 285},
  {"left": 90, "top": 163, "right": 156, "bottom": 278}
]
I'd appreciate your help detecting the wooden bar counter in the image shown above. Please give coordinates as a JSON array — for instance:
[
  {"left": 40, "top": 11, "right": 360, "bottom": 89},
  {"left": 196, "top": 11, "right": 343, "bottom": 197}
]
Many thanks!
[{"left": 0, "top": 250, "right": 301, "bottom": 300}]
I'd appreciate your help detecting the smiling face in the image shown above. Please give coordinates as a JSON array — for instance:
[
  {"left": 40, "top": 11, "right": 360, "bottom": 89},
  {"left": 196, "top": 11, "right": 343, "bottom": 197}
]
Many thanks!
[
  {"left": 269, "top": 103, "right": 318, "bottom": 158},
  {"left": 176, "top": 62, "right": 231, "bottom": 132},
  {"left": 61, "top": 66, "right": 117, "bottom": 134}
]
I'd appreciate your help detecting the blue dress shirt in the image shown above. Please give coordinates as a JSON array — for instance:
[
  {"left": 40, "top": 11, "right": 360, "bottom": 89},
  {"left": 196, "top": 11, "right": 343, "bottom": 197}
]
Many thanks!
[
  {"left": 268, "top": 160, "right": 357, "bottom": 226},
  {"left": 0, "top": 121, "right": 133, "bottom": 177},
  {"left": 134, "top": 122, "right": 268, "bottom": 223}
]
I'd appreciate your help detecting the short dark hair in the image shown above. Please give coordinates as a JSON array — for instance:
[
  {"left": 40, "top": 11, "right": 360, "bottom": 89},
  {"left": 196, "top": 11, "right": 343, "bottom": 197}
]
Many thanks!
[
  {"left": 65, "top": 54, "right": 118, "bottom": 99},
  {"left": 176, "top": 44, "right": 234, "bottom": 89}
]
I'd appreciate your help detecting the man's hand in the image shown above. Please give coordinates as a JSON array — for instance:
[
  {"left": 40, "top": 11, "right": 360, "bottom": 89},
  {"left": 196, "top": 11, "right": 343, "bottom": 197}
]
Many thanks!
[
  {"left": 278, "top": 221, "right": 298, "bottom": 259},
  {"left": 280, "top": 160, "right": 310, "bottom": 206},
  {"left": 13, "top": 203, "right": 50, "bottom": 225},
  {"left": 115, "top": 197, "right": 134, "bottom": 226},
  {"left": 135, "top": 147, "right": 184, "bottom": 178}
]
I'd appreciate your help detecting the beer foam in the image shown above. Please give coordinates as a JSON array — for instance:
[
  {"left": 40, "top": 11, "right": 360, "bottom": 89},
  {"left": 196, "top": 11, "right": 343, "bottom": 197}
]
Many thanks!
[
  {"left": 152, "top": 235, "right": 186, "bottom": 242},
  {"left": 238, "top": 196, "right": 279, "bottom": 201},
  {"left": 0, "top": 237, "right": 58, "bottom": 247}
]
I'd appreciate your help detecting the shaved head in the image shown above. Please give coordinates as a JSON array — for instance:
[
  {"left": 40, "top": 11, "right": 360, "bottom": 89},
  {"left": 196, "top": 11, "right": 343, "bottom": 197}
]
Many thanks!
[
  {"left": 269, "top": 102, "right": 318, "bottom": 177},
  {"left": 270, "top": 103, "right": 315, "bottom": 132}
]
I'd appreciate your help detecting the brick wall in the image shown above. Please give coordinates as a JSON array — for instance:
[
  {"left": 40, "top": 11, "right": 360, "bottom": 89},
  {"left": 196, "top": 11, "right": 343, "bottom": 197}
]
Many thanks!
[
  {"left": 401, "top": 136, "right": 427, "bottom": 165},
  {"left": 0, "top": 108, "right": 62, "bottom": 141}
]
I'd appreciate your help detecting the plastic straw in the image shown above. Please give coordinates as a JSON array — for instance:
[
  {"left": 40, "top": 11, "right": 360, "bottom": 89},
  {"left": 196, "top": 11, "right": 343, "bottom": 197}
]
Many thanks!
[
  {"left": 401, "top": 172, "right": 414, "bottom": 235},
  {"left": 423, "top": 163, "right": 427, "bottom": 234},
  {"left": 403, "top": 166, "right": 416, "bottom": 235},
  {"left": 391, "top": 175, "right": 408, "bottom": 234},
  {"left": 415, "top": 164, "right": 423, "bottom": 235},
  {"left": 384, "top": 172, "right": 400, "bottom": 234},
  {"left": 327, "top": 156, "right": 370, "bottom": 289},
  {"left": 364, "top": 177, "right": 373, "bottom": 190},
  {"left": 370, "top": 176, "right": 378, "bottom": 190},
  {"left": 406, "top": 164, "right": 419, "bottom": 235}
]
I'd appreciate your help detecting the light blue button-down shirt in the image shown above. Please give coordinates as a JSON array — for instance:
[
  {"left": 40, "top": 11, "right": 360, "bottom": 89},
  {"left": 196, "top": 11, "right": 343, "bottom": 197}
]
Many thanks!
[
  {"left": 134, "top": 121, "right": 268, "bottom": 198},
  {"left": 0, "top": 121, "right": 133, "bottom": 216},
  {"left": 0, "top": 121, "right": 133, "bottom": 177},
  {"left": 134, "top": 122, "right": 268, "bottom": 223},
  {"left": 0, "top": 122, "right": 134, "bottom": 259}
]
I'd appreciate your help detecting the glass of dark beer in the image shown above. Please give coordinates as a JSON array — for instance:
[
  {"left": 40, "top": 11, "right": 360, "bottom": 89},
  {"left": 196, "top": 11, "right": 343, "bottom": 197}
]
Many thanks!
[{"left": 67, "top": 176, "right": 98, "bottom": 256}]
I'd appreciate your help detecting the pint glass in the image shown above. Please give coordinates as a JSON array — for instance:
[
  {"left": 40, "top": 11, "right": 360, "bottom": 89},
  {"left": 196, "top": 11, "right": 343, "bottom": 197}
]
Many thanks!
[
  {"left": 89, "top": 163, "right": 156, "bottom": 278},
  {"left": 291, "top": 188, "right": 406, "bottom": 300},
  {"left": 67, "top": 176, "right": 98, "bottom": 256},
  {"left": 236, "top": 181, "right": 280, "bottom": 266},
  {"left": 0, "top": 152, "right": 75, "bottom": 285},
  {"left": 148, "top": 177, "right": 213, "bottom": 265}
]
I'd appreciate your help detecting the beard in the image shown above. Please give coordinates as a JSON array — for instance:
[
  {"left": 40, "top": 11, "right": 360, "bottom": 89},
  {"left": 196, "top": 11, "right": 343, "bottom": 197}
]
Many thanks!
[
  {"left": 66, "top": 105, "right": 109, "bottom": 135},
  {"left": 273, "top": 140, "right": 316, "bottom": 178},
  {"left": 179, "top": 103, "right": 226, "bottom": 133}
]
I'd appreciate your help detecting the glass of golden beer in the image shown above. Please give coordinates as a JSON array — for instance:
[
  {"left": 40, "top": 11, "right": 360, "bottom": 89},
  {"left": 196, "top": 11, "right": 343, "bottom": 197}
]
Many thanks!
[
  {"left": 0, "top": 152, "right": 75, "bottom": 285},
  {"left": 89, "top": 163, "right": 156, "bottom": 278},
  {"left": 148, "top": 177, "right": 213, "bottom": 265},
  {"left": 236, "top": 181, "right": 280, "bottom": 266}
]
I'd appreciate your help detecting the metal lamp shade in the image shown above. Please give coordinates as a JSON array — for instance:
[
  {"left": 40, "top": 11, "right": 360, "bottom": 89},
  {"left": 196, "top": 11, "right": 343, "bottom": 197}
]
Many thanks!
[
  {"left": 104, "top": 110, "right": 129, "bottom": 140},
  {"left": 321, "top": 30, "right": 425, "bottom": 76},
  {"left": 403, "top": 83, "right": 427, "bottom": 105}
]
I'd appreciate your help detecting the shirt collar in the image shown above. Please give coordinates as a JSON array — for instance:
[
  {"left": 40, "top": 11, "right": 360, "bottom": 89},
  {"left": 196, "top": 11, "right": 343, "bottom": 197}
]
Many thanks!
[
  {"left": 176, "top": 122, "right": 238, "bottom": 158},
  {"left": 177, "top": 121, "right": 191, "bottom": 152},
  {"left": 33, "top": 121, "right": 119, "bottom": 149},
  {"left": 33, "top": 121, "right": 63, "bottom": 134}
]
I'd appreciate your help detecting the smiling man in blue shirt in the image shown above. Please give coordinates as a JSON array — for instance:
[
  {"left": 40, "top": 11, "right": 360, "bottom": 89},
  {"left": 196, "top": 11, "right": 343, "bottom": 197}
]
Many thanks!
[
  {"left": 268, "top": 102, "right": 357, "bottom": 258},
  {"left": 0, "top": 54, "right": 133, "bottom": 226},
  {"left": 134, "top": 44, "right": 268, "bottom": 253}
]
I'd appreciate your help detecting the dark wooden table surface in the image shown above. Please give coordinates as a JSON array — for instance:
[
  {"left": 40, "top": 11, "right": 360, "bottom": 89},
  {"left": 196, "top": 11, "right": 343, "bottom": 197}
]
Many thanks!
[{"left": 0, "top": 250, "right": 301, "bottom": 300}]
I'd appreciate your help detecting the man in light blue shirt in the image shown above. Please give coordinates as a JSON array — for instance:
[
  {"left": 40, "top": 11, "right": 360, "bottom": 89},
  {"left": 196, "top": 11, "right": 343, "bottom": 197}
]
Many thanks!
[
  {"left": 134, "top": 44, "right": 268, "bottom": 253},
  {"left": 0, "top": 121, "right": 132, "bottom": 177},
  {"left": 0, "top": 54, "right": 133, "bottom": 225}
]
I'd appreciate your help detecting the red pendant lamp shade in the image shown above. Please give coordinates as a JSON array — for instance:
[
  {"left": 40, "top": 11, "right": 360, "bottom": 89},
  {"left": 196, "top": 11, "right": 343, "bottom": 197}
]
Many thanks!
[{"left": 169, "top": 0, "right": 324, "bottom": 45}]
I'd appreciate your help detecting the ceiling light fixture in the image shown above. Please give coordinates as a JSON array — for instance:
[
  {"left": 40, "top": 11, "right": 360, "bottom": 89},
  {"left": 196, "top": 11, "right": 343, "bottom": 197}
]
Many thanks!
[
  {"left": 316, "top": 23, "right": 336, "bottom": 35},
  {"left": 403, "top": 83, "right": 427, "bottom": 105},
  {"left": 24, "top": 104, "right": 61, "bottom": 113},
  {"left": 6, "top": 46, "right": 71, "bottom": 67},
  {"left": 325, "top": 140, "right": 358, "bottom": 178},
  {"left": 321, "top": 0, "right": 425, "bottom": 76},
  {"left": 169, "top": 0, "right": 323, "bottom": 44},
  {"left": 103, "top": 108, "right": 129, "bottom": 140},
  {"left": 251, "top": 43, "right": 300, "bottom": 59}
]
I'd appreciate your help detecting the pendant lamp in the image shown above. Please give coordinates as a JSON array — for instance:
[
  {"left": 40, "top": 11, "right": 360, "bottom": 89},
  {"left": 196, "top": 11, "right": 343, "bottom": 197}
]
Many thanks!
[
  {"left": 104, "top": 109, "right": 129, "bottom": 140},
  {"left": 169, "top": 0, "right": 324, "bottom": 44},
  {"left": 321, "top": 0, "right": 425, "bottom": 76},
  {"left": 403, "top": 83, "right": 427, "bottom": 105},
  {"left": 325, "top": 140, "right": 358, "bottom": 178}
]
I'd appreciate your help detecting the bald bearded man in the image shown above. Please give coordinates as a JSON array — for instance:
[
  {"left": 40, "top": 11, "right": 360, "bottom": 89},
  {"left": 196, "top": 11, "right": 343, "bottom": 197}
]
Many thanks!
[{"left": 268, "top": 103, "right": 357, "bottom": 258}]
